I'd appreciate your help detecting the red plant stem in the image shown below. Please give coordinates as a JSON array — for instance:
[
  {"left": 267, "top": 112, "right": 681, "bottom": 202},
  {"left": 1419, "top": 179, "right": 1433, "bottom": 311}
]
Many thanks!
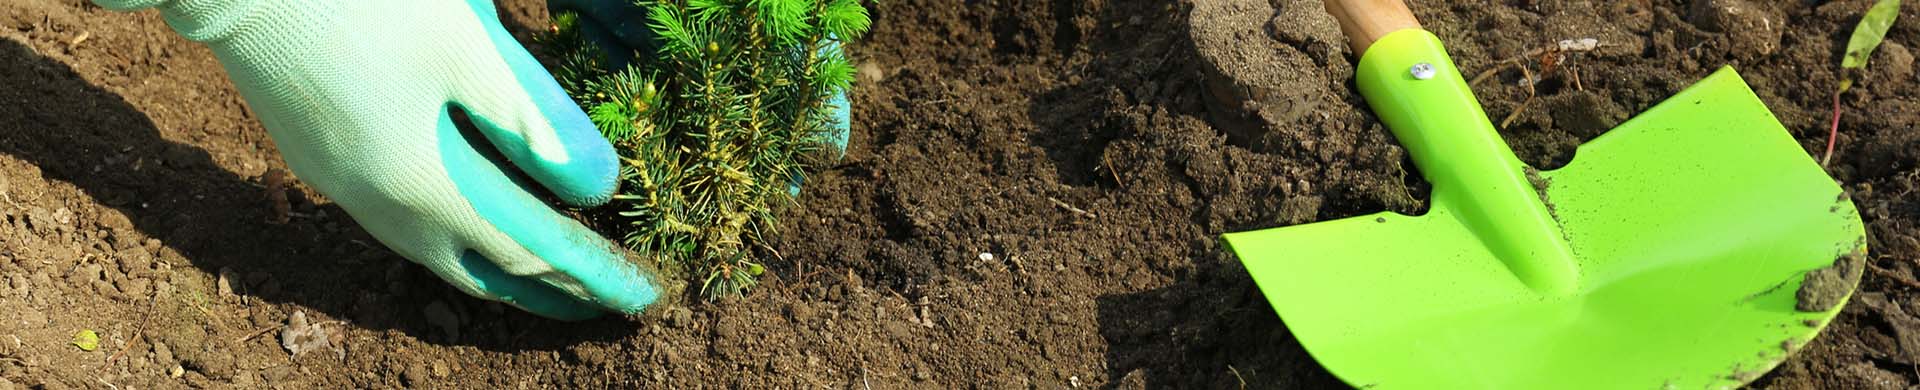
[{"left": 1822, "top": 89, "right": 1841, "bottom": 167}]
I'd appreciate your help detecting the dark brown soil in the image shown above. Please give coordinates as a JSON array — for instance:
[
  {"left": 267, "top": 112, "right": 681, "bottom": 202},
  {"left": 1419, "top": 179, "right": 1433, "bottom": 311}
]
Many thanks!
[{"left": 1, "top": 0, "right": 1917, "bottom": 389}]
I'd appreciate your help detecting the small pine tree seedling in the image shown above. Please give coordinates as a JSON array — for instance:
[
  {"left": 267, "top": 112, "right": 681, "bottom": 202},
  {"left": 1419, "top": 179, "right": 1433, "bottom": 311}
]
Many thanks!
[{"left": 541, "top": 0, "right": 870, "bottom": 301}]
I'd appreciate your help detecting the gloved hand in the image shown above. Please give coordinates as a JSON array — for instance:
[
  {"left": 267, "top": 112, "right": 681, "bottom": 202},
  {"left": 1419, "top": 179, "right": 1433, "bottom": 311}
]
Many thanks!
[
  {"left": 96, "top": 0, "right": 660, "bottom": 320},
  {"left": 548, "top": 0, "right": 853, "bottom": 158}
]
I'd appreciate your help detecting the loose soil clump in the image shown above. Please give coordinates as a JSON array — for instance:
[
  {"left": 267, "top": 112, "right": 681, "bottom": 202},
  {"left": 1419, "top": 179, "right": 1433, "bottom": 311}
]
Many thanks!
[{"left": 1798, "top": 249, "right": 1866, "bottom": 313}]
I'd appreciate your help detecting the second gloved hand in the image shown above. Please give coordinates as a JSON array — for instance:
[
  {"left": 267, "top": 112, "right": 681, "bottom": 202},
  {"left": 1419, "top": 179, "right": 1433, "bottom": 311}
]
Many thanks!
[{"left": 96, "top": 0, "right": 661, "bottom": 320}]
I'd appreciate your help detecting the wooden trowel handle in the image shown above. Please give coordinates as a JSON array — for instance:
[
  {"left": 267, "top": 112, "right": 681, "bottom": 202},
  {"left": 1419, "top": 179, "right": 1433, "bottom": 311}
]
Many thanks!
[{"left": 1325, "top": 0, "right": 1423, "bottom": 54}]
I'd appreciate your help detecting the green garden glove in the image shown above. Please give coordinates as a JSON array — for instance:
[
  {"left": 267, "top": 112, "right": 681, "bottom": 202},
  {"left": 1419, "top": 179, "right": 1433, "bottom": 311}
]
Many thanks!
[{"left": 96, "top": 0, "right": 661, "bottom": 320}]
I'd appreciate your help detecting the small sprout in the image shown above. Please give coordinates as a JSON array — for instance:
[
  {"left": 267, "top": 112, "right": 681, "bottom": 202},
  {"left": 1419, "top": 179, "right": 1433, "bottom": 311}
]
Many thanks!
[{"left": 1823, "top": 0, "right": 1903, "bottom": 166}]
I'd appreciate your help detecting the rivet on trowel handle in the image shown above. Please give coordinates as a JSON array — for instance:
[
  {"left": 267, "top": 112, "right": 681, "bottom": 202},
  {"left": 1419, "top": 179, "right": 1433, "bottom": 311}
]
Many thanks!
[{"left": 1411, "top": 63, "right": 1436, "bottom": 80}]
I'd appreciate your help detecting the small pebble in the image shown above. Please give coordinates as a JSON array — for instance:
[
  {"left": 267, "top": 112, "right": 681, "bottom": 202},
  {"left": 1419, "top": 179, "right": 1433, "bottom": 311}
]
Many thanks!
[
  {"left": 76, "top": 264, "right": 103, "bottom": 282},
  {"left": 92, "top": 279, "right": 120, "bottom": 299},
  {"left": 7, "top": 275, "right": 27, "bottom": 297},
  {"left": 666, "top": 307, "right": 692, "bottom": 328},
  {"left": 153, "top": 342, "right": 174, "bottom": 365},
  {"left": 51, "top": 207, "right": 72, "bottom": 225},
  {"left": 402, "top": 365, "right": 429, "bottom": 387},
  {"left": 216, "top": 267, "right": 238, "bottom": 297}
]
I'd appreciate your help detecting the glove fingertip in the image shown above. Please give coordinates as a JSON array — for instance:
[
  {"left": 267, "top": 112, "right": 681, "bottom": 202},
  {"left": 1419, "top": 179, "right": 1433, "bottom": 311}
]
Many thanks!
[{"left": 456, "top": 251, "right": 607, "bottom": 321}]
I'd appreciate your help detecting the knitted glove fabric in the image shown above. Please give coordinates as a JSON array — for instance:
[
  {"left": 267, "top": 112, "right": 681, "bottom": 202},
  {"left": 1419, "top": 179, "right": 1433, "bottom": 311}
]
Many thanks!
[{"left": 97, "top": 0, "right": 662, "bottom": 320}]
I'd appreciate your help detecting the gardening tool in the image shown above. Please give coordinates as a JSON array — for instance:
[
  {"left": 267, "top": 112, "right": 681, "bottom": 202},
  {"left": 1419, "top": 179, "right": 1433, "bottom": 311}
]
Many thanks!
[{"left": 1222, "top": 1, "right": 1868, "bottom": 388}]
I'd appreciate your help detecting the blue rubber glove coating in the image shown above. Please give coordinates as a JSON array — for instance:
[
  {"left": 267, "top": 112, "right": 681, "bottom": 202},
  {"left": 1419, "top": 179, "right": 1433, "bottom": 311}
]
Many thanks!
[{"left": 96, "top": 0, "right": 662, "bottom": 320}]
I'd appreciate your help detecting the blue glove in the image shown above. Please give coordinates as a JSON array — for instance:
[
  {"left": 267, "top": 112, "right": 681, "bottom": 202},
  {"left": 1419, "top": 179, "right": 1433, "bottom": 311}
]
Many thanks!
[
  {"left": 549, "top": 0, "right": 854, "bottom": 158},
  {"left": 95, "top": 0, "right": 661, "bottom": 320}
]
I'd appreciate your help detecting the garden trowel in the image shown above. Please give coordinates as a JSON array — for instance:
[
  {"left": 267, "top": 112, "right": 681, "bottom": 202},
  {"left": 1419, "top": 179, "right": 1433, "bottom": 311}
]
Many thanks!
[{"left": 1222, "top": 1, "right": 1868, "bottom": 388}]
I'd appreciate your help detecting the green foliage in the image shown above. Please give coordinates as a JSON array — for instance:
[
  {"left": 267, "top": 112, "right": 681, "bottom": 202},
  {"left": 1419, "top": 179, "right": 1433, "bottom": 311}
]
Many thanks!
[
  {"left": 1843, "top": 0, "right": 1902, "bottom": 70},
  {"left": 541, "top": 0, "right": 868, "bottom": 301},
  {"left": 1839, "top": 0, "right": 1902, "bottom": 92}
]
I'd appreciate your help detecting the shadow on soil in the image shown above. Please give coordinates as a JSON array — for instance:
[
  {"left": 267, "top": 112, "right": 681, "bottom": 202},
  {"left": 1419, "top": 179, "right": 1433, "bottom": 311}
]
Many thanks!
[
  {"left": 1095, "top": 258, "right": 1344, "bottom": 389},
  {"left": 1010, "top": 0, "right": 1345, "bottom": 387},
  {"left": 0, "top": 38, "right": 633, "bottom": 352}
]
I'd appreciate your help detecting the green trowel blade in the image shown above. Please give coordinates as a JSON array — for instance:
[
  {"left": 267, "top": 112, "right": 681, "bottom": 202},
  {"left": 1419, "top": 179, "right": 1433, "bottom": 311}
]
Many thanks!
[{"left": 1224, "top": 30, "right": 1866, "bottom": 389}]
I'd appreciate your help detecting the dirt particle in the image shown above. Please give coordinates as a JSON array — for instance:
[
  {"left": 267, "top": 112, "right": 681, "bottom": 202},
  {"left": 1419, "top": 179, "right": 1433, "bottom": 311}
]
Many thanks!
[
  {"left": 264, "top": 168, "right": 291, "bottom": 225},
  {"left": 281, "top": 311, "right": 339, "bottom": 360},
  {"left": 49, "top": 207, "right": 72, "bottom": 226},
  {"left": 1279, "top": 195, "right": 1322, "bottom": 224},
  {"left": 215, "top": 267, "right": 237, "bottom": 297},
  {"left": 1524, "top": 167, "right": 1559, "bottom": 221},
  {"left": 666, "top": 307, "right": 692, "bottom": 328},
  {"left": 106, "top": 228, "right": 138, "bottom": 251},
  {"left": 1796, "top": 249, "right": 1865, "bottom": 312},
  {"left": 153, "top": 341, "right": 174, "bottom": 366},
  {"left": 115, "top": 277, "right": 150, "bottom": 298},
  {"left": 114, "top": 247, "right": 150, "bottom": 274},
  {"left": 91, "top": 280, "right": 117, "bottom": 299},
  {"left": 1687, "top": 0, "right": 1782, "bottom": 56},
  {"left": 916, "top": 296, "right": 935, "bottom": 328},
  {"left": 403, "top": 365, "right": 430, "bottom": 388},
  {"left": 73, "top": 263, "right": 103, "bottom": 283},
  {"left": 8, "top": 275, "right": 27, "bottom": 297},
  {"left": 22, "top": 207, "right": 51, "bottom": 235}
]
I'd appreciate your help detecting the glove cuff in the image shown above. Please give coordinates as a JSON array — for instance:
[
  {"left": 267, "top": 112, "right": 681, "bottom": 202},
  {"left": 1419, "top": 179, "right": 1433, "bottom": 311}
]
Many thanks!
[{"left": 93, "top": 0, "right": 265, "bottom": 42}]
